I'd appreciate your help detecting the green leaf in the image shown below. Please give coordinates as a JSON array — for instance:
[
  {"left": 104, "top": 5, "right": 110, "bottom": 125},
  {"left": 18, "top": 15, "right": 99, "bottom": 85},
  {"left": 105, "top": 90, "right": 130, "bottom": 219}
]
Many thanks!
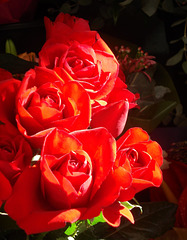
[
  {"left": 76, "top": 202, "right": 177, "bottom": 240},
  {"left": 171, "top": 18, "right": 186, "bottom": 27},
  {"left": 166, "top": 49, "right": 184, "bottom": 66},
  {"left": 41, "top": 227, "right": 69, "bottom": 240},
  {"left": 60, "top": 3, "right": 72, "bottom": 14},
  {"left": 182, "top": 36, "right": 187, "bottom": 44},
  {"left": 141, "top": 0, "right": 160, "bottom": 16},
  {"left": 0, "top": 53, "right": 38, "bottom": 74},
  {"left": 90, "top": 17, "right": 105, "bottom": 30},
  {"left": 5, "top": 39, "right": 17, "bottom": 56},
  {"left": 169, "top": 36, "right": 182, "bottom": 44},
  {"left": 161, "top": 0, "right": 175, "bottom": 13},
  {"left": 0, "top": 211, "right": 18, "bottom": 230},
  {"left": 121, "top": 201, "right": 142, "bottom": 213},
  {"left": 64, "top": 222, "right": 77, "bottom": 236},
  {"left": 88, "top": 212, "right": 106, "bottom": 226},
  {"left": 119, "top": 0, "right": 134, "bottom": 7},
  {"left": 182, "top": 61, "right": 187, "bottom": 74}
]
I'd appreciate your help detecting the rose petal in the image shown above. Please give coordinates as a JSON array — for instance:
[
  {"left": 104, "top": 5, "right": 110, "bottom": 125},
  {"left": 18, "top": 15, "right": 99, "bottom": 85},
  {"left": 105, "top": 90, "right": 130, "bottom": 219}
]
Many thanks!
[
  {"left": 117, "top": 127, "right": 149, "bottom": 150},
  {"left": 71, "top": 127, "right": 116, "bottom": 198},
  {"left": 0, "top": 171, "right": 12, "bottom": 205},
  {"left": 91, "top": 100, "right": 129, "bottom": 138},
  {"left": 103, "top": 201, "right": 134, "bottom": 227}
]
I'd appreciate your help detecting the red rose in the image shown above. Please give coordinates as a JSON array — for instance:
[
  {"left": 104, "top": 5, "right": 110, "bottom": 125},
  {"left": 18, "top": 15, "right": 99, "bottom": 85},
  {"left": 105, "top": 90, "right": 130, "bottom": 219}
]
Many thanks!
[
  {"left": 0, "top": 123, "right": 32, "bottom": 185},
  {"left": 0, "top": 69, "right": 21, "bottom": 127},
  {"left": 0, "top": 122, "right": 32, "bottom": 207},
  {"left": 101, "top": 127, "right": 163, "bottom": 227},
  {"left": 115, "top": 127, "right": 163, "bottom": 201},
  {"left": 39, "top": 13, "right": 138, "bottom": 138},
  {"left": 0, "top": 171, "right": 11, "bottom": 208},
  {"left": 39, "top": 13, "right": 119, "bottom": 100},
  {"left": 44, "top": 13, "right": 90, "bottom": 40},
  {"left": 15, "top": 67, "right": 91, "bottom": 148},
  {"left": 4, "top": 127, "right": 131, "bottom": 234}
]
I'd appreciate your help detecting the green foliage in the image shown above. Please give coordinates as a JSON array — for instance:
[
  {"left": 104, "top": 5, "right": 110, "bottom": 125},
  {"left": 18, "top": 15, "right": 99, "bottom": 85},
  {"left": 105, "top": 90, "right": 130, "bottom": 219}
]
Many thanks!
[
  {"left": 64, "top": 222, "right": 77, "bottom": 236},
  {"left": 141, "top": 0, "right": 160, "bottom": 17},
  {"left": 75, "top": 202, "right": 177, "bottom": 240},
  {"left": 5, "top": 39, "right": 17, "bottom": 56},
  {"left": 121, "top": 201, "right": 143, "bottom": 213},
  {"left": 166, "top": 49, "right": 184, "bottom": 66},
  {"left": 88, "top": 212, "right": 106, "bottom": 226},
  {"left": 182, "top": 60, "right": 187, "bottom": 73}
]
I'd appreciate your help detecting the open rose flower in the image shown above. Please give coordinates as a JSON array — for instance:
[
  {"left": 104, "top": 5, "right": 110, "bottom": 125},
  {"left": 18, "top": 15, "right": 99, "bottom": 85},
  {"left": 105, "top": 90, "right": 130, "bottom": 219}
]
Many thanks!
[
  {"left": 39, "top": 13, "right": 139, "bottom": 138},
  {"left": 5, "top": 127, "right": 133, "bottom": 234},
  {"left": 16, "top": 67, "right": 91, "bottom": 148},
  {"left": 114, "top": 127, "right": 163, "bottom": 202},
  {"left": 39, "top": 13, "right": 119, "bottom": 101},
  {"left": 99, "top": 127, "right": 163, "bottom": 227}
]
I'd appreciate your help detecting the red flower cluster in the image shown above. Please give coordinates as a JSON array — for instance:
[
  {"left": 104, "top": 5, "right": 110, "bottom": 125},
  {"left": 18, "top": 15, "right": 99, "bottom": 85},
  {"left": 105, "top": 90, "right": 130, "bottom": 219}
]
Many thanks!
[
  {"left": 115, "top": 46, "right": 156, "bottom": 81},
  {"left": 0, "top": 13, "right": 163, "bottom": 235}
]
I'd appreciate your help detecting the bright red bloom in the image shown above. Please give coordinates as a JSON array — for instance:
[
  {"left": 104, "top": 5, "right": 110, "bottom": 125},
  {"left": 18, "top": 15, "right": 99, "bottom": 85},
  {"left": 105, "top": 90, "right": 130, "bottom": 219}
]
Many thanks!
[
  {"left": 0, "top": 170, "right": 11, "bottom": 208},
  {"left": 15, "top": 67, "right": 91, "bottom": 148},
  {"left": 39, "top": 13, "right": 119, "bottom": 101},
  {"left": 39, "top": 40, "right": 119, "bottom": 101},
  {"left": 4, "top": 127, "right": 129, "bottom": 234},
  {"left": 0, "top": 123, "right": 32, "bottom": 185},
  {"left": 101, "top": 127, "right": 163, "bottom": 227},
  {"left": 39, "top": 13, "right": 139, "bottom": 138},
  {"left": 90, "top": 75, "right": 139, "bottom": 138},
  {"left": 44, "top": 12, "right": 90, "bottom": 40},
  {"left": 0, "top": 122, "right": 32, "bottom": 207},
  {"left": 116, "top": 127, "right": 163, "bottom": 201},
  {"left": 0, "top": 69, "right": 21, "bottom": 127}
]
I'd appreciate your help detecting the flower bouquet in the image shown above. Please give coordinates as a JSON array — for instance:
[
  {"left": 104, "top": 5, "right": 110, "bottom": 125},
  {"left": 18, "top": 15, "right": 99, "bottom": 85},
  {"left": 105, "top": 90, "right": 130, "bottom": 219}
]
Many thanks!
[{"left": 0, "top": 13, "right": 177, "bottom": 240}]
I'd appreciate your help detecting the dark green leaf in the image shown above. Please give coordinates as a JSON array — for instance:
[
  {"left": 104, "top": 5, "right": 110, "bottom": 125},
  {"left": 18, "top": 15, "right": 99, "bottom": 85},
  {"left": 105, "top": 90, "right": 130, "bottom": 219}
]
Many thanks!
[
  {"left": 76, "top": 202, "right": 177, "bottom": 240},
  {"left": 119, "top": 0, "right": 134, "bottom": 7},
  {"left": 182, "top": 61, "right": 187, "bottom": 74},
  {"left": 166, "top": 49, "right": 184, "bottom": 66},
  {"left": 0, "top": 229, "right": 27, "bottom": 240},
  {"left": 0, "top": 53, "right": 38, "bottom": 74},
  {"left": 42, "top": 227, "right": 69, "bottom": 240},
  {"left": 123, "top": 63, "right": 180, "bottom": 133},
  {"left": 161, "top": 0, "right": 175, "bottom": 13},
  {"left": 141, "top": 0, "right": 160, "bottom": 16},
  {"left": 90, "top": 17, "right": 105, "bottom": 30},
  {"left": 59, "top": 3, "right": 72, "bottom": 13},
  {"left": 171, "top": 18, "right": 186, "bottom": 27},
  {"left": 182, "top": 36, "right": 187, "bottom": 44}
]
